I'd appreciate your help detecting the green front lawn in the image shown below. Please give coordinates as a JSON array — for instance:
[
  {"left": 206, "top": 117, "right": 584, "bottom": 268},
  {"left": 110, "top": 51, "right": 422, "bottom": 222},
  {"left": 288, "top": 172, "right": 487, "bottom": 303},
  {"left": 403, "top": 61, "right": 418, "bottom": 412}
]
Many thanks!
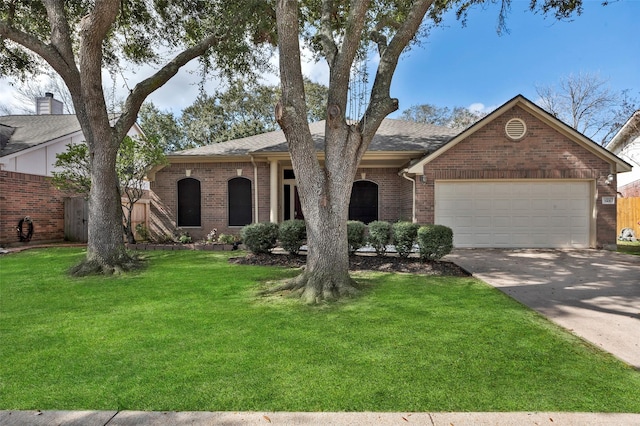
[
  {"left": 1, "top": 248, "right": 639, "bottom": 412},
  {"left": 618, "top": 240, "right": 640, "bottom": 256}
]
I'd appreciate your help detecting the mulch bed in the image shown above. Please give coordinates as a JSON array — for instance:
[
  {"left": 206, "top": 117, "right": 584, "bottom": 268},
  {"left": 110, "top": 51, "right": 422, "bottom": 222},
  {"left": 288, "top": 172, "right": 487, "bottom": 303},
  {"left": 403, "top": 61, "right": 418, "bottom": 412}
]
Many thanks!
[{"left": 230, "top": 253, "right": 470, "bottom": 276}]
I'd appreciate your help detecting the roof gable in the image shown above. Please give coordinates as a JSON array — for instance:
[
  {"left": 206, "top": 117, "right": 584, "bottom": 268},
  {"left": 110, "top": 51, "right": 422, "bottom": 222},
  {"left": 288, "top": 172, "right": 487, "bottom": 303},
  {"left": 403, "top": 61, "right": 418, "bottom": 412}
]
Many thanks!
[{"left": 406, "top": 94, "right": 632, "bottom": 174}]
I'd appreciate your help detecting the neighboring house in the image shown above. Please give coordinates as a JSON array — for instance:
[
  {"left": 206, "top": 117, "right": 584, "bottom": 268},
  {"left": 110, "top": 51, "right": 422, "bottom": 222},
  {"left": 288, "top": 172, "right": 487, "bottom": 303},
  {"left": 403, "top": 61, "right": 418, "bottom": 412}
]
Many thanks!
[
  {"left": 0, "top": 93, "right": 144, "bottom": 177},
  {"left": 607, "top": 110, "right": 640, "bottom": 198},
  {"left": 0, "top": 93, "right": 144, "bottom": 246},
  {"left": 149, "top": 94, "right": 631, "bottom": 249}
]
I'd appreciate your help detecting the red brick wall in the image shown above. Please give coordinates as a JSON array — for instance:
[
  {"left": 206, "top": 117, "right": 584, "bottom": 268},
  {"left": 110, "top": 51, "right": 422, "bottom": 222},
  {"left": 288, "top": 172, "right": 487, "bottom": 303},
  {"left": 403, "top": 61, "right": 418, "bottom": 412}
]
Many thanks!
[
  {"left": 416, "top": 105, "right": 618, "bottom": 248},
  {"left": 0, "top": 171, "right": 66, "bottom": 246},
  {"left": 150, "top": 161, "right": 271, "bottom": 241},
  {"left": 151, "top": 163, "right": 413, "bottom": 241},
  {"left": 354, "top": 167, "right": 412, "bottom": 222},
  {"left": 619, "top": 180, "right": 640, "bottom": 198}
]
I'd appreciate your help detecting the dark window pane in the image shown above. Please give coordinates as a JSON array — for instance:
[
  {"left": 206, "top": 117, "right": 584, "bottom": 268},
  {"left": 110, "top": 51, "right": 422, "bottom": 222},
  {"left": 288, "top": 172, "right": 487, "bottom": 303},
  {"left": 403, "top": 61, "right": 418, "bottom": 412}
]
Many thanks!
[
  {"left": 284, "top": 185, "right": 291, "bottom": 221},
  {"left": 178, "top": 178, "right": 201, "bottom": 227},
  {"left": 283, "top": 169, "right": 295, "bottom": 180},
  {"left": 228, "top": 177, "right": 252, "bottom": 226},
  {"left": 349, "top": 180, "right": 378, "bottom": 224}
]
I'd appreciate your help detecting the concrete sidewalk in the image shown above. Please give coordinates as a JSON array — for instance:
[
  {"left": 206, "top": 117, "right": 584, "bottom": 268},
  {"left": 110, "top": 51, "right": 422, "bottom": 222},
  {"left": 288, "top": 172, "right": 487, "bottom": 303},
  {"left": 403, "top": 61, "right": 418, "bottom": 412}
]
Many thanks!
[
  {"left": 445, "top": 249, "right": 640, "bottom": 369},
  {"left": 2, "top": 410, "right": 640, "bottom": 425}
]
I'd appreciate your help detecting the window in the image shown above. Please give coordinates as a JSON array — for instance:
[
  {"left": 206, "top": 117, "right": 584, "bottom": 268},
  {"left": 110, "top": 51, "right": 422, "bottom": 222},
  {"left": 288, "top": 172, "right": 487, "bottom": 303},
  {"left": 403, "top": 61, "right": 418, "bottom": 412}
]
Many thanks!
[
  {"left": 228, "top": 177, "right": 252, "bottom": 226},
  {"left": 177, "top": 178, "right": 201, "bottom": 227},
  {"left": 349, "top": 180, "right": 378, "bottom": 224}
]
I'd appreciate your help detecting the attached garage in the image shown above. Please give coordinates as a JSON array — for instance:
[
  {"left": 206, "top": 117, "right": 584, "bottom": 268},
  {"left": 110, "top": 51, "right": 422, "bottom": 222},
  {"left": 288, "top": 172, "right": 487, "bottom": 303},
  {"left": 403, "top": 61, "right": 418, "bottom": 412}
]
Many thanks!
[
  {"left": 405, "top": 95, "right": 632, "bottom": 249},
  {"left": 435, "top": 181, "right": 592, "bottom": 248}
]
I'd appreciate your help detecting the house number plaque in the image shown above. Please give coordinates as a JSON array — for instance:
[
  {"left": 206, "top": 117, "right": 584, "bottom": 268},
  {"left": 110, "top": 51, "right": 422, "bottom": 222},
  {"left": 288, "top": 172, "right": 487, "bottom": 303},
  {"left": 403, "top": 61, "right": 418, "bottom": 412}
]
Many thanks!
[{"left": 601, "top": 196, "right": 615, "bottom": 205}]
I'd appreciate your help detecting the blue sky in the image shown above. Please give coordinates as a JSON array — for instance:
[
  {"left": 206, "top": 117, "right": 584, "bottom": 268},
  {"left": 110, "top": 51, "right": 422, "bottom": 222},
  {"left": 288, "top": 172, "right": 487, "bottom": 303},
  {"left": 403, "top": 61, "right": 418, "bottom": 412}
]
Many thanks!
[
  {"left": 388, "top": 0, "right": 639, "bottom": 115},
  {"left": 1, "top": 1, "right": 637, "bottom": 117}
]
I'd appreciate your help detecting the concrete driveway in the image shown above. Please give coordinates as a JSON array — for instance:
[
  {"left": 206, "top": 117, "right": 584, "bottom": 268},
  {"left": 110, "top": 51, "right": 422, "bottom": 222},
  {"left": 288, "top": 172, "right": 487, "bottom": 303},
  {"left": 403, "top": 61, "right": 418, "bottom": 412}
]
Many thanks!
[{"left": 445, "top": 249, "right": 640, "bottom": 369}]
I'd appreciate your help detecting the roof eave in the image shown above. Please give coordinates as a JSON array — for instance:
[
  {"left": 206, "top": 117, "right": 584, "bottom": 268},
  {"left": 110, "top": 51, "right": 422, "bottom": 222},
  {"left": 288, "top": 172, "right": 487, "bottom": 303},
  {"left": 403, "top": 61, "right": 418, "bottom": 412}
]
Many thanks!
[
  {"left": 606, "top": 110, "right": 640, "bottom": 153},
  {"left": 406, "top": 95, "right": 633, "bottom": 175}
]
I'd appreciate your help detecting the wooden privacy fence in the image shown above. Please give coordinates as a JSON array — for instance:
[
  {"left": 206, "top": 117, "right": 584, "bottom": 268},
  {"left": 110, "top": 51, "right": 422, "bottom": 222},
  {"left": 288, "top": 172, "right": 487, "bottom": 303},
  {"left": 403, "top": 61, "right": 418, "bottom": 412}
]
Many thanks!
[
  {"left": 64, "top": 197, "right": 88, "bottom": 242},
  {"left": 64, "top": 197, "right": 150, "bottom": 243},
  {"left": 129, "top": 199, "right": 150, "bottom": 240},
  {"left": 617, "top": 197, "right": 640, "bottom": 238}
]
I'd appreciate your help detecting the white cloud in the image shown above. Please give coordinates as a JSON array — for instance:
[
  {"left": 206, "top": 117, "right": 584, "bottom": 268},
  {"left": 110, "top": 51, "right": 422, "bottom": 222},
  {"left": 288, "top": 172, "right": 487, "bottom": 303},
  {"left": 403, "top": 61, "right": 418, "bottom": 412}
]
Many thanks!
[
  {"left": 0, "top": 79, "right": 22, "bottom": 114},
  {"left": 264, "top": 46, "right": 330, "bottom": 87},
  {"left": 468, "top": 102, "right": 498, "bottom": 114}
]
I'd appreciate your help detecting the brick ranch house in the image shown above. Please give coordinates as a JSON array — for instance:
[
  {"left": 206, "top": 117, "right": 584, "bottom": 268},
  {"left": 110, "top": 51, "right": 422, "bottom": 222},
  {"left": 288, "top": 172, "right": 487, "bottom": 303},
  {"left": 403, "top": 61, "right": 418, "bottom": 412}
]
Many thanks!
[{"left": 148, "top": 95, "right": 631, "bottom": 249}]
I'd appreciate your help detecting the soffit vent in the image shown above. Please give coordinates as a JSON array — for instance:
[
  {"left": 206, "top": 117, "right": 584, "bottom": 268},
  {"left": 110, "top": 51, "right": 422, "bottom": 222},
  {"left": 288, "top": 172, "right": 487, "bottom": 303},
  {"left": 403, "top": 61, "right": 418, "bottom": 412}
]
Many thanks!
[{"left": 505, "top": 118, "right": 527, "bottom": 140}]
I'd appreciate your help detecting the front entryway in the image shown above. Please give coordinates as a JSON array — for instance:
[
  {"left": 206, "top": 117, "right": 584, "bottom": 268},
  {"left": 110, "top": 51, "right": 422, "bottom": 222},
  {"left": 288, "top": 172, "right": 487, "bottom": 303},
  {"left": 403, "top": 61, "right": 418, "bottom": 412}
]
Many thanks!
[{"left": 283, "top": 169, "right": 303, "bottom": 220}]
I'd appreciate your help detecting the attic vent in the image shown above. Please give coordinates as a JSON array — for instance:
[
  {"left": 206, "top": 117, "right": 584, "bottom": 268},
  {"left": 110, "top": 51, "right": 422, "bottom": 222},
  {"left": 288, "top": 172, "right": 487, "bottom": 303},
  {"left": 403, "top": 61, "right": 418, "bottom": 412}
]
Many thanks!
[{"left": 505, "top": 118, "right": 527, "bottom": 140}]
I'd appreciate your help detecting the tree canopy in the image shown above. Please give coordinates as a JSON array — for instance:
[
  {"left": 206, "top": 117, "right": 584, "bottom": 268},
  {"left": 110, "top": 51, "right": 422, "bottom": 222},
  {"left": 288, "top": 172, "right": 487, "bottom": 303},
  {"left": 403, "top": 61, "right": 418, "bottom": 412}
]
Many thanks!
[
  {"left": 139, "top": 79, "right": 329, "bottom": 151},
  {"left": 400, "top": 104, "right": 487, "bottom": 130},
  {"left": 1, "top": 0, "right": 273, "bottom": 274}
]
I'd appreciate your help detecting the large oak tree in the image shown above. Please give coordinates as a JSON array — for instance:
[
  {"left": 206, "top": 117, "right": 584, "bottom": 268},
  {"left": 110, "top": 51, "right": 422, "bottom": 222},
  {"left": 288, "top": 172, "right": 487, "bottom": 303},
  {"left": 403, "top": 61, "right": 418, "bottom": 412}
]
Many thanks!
[
  {"left": 273, "top": 0, "right": 586, "bottom": 303},
  {"left": 1, "top": 0, "right": 271, "bottom": 274}
]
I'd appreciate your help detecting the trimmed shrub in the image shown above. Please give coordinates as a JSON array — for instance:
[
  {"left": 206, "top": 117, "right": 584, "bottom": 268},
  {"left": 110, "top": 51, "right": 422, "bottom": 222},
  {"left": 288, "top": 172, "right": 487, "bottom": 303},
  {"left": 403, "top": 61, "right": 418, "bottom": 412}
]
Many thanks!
[
  {"left": 347, "top": 220, "right": 366, "bottom": 255},
  {"left": 417, "top": 225, "right": 453, "bottom": 260},
  {"left": 278, "top": 219, "right": 306, "bottom": 255},
  {"left": 367, "top": 220, "right": 391, "bottom": 256},
  {"left": 218, "top": 233, "right": 237, "bottom": 245},
  {"left": 241, "top": 222, "right": 279, "bottom": 254},
  {"left": 392, "top": 221, "right": 419, "bottom": 258}
]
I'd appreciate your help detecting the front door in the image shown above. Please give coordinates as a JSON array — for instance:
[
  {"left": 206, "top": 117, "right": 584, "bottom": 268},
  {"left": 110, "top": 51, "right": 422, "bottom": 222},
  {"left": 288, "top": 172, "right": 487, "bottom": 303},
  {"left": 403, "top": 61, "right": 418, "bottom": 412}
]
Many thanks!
[
  {"left": 283, "top": 180, "right": 304, "bottom": 220},
  {"left": 283, "top": 169, "right": 303, "bottom": 220}
]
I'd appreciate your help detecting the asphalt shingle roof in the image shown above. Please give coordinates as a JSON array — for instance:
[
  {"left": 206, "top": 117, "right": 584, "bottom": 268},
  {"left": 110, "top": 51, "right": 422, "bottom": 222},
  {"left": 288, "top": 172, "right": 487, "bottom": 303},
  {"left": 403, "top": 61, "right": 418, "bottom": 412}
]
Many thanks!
[
  {"left": 171, "top": 118, "right": 459, "bottom": 157},
  {"left": 0, "top": 115, "right": 82, "bottom": 157}
]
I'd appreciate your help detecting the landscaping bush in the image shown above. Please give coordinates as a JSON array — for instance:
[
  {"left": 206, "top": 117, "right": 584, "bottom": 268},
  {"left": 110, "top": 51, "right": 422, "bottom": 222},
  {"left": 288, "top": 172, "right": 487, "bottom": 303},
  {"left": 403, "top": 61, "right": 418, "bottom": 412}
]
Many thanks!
[
  {"left": 367, "top": 220, "right": 391, "bottom": 256},
  {"left": 241, "top": 222, "right": 279, "bottom": 254},
  {"left": 392, "top": 221, "right": 419, "bottom": 258},
  {"left": 218, "top": 233, "right": 237, "bottom": 245},
  {"left": 417, "top": 225, "right": 453, "bottom": 261},
  {"left": 347, "top": 220, "right": 366, "bottom": 255},
  {"left": 178, "top": 231, "right": 192, "bottom": 244},
  {"left": 134, "top": 223, "right": 150, "bottom": 241},
  {"left": 278, "top": 219, "right": 306, "bottom": 255}
]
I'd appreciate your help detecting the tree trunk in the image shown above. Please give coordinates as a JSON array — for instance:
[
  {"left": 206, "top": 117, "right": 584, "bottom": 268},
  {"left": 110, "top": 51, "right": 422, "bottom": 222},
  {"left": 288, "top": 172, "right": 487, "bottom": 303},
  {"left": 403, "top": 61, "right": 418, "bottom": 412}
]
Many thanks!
[
  {"left": 273, "top": 0, "right": 366, "bottom": 303},
  {"left": 284, "top": 184, "right": 359, "bottom": 303},
  {"left": 70, "top": 132, "right": 134, "bottom": 275},
  {"left": 124, "top": 206, "right": 136, "bottom": 244}
]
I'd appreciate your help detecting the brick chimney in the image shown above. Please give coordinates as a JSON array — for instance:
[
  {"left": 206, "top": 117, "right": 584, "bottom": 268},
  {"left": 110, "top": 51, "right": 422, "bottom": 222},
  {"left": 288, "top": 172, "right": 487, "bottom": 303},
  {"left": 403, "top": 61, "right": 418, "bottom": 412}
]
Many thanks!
[{"left": 36, "top": 92, "right": 64, "bottom": 115}]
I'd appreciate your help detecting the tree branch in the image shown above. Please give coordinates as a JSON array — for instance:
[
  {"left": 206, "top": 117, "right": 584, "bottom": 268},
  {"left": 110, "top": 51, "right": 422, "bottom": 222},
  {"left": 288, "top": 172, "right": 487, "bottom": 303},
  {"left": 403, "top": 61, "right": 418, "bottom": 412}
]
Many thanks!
[
  {"left": 319, "top": 0, "right": 338, "bottom": 65},
  {"left": 360, "top": 0, "right": 435, "bottom": 142},
  {"left": 0, "top": 21, "right": 76, "bottom": 81},
  {"left": 42, "top": 0, "right": 76, "bottom": 70},
  {"left": 328, "top": 0, "right": 370, "bottom": 111},
  {"left": 114, "top": 33, "right": 222, "bottom": 141}
]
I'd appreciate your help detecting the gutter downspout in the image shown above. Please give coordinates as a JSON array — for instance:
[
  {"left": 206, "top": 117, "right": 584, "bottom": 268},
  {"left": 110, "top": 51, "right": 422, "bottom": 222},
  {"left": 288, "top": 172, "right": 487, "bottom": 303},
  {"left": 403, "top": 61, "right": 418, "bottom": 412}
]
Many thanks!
[
  {"left": 250, "top": 156, "right": 259, "bottom": 223},
  {"left": 401, "top": 171, "right": 417, "bottom": 223}
]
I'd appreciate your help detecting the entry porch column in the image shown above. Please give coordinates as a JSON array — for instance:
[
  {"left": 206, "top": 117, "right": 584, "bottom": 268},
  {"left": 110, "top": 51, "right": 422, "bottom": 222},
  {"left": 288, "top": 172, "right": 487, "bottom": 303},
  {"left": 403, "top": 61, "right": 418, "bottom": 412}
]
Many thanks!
[{"left": 269, "top": 159, "right": 278, "bottom": 223}]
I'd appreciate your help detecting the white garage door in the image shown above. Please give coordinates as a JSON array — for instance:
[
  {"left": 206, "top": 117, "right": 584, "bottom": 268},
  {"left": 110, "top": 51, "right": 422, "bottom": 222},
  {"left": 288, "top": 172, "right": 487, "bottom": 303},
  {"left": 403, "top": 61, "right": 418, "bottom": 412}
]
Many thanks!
[{"left": 435, "top": 181, "right": 591, "bottom": 248}]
